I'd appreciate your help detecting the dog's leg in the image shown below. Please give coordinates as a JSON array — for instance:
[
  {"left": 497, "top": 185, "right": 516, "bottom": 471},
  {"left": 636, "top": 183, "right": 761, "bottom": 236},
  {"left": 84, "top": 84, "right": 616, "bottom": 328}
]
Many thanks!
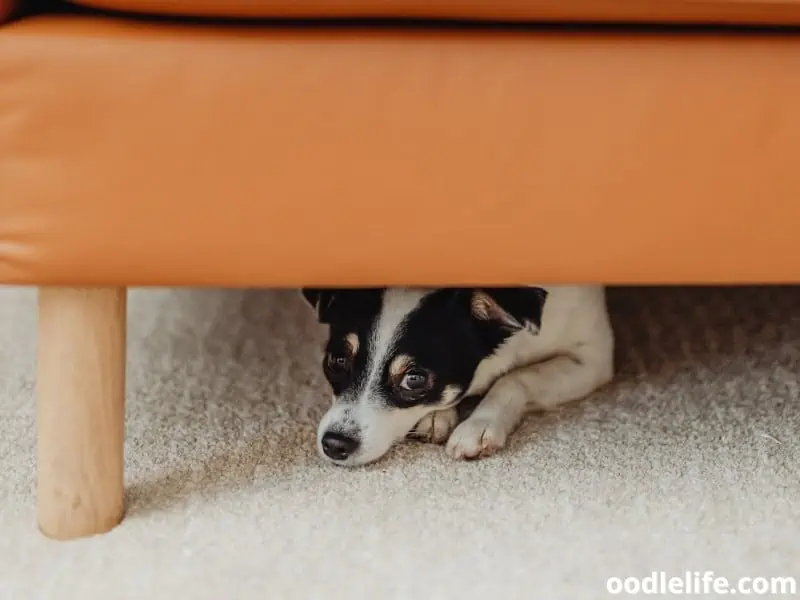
[
  {"left": 408, "top": 408, "right": 460, "bottom": 444},
  {"left": 446, "top": 348, "right": 613, "bottom": 460}
]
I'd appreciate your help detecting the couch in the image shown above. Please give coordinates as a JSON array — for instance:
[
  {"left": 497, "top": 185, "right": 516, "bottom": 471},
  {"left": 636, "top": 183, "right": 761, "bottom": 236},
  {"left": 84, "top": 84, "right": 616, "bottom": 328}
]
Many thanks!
[{"left": 1, "top": 0, "right": 799, "bottom": 541}]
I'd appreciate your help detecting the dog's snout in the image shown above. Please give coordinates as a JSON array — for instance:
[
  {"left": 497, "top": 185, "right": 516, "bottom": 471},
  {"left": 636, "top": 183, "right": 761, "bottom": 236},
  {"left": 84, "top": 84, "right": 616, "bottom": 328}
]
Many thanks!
[{"left": 321, "top": 431, "right": 360, "bottom": 461}]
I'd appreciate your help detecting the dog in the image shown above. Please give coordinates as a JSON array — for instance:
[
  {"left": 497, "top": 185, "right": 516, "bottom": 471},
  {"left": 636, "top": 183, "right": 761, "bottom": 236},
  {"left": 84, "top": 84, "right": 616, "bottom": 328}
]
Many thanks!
[{"left": 301, "top": 285, "right": 614, "bottom": 467}]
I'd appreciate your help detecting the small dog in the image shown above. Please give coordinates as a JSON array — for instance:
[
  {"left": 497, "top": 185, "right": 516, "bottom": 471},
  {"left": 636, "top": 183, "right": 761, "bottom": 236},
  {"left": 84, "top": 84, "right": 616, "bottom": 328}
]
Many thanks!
[{"left": 302, "top": 285, "right": 614, "bottom": 467}]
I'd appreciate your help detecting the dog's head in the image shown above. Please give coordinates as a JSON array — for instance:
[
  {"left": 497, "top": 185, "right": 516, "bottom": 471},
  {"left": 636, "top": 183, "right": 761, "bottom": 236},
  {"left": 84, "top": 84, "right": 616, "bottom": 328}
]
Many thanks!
[{"left": 302, "top": 286, "right": 547, "bottom": 466}]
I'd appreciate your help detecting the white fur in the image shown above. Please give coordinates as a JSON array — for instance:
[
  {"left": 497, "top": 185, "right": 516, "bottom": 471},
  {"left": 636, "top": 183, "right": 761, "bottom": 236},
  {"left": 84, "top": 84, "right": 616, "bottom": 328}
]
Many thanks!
[
  {"left": 317, "top": 285, "right": 614, "bottom": 465},
  {"left": 317, "top": 289, "right": 430, "bottom": 466},
  {"left": 409, "top": 406, "right": 459, "bottom": 444},
  {"left": 451, "top": 285, "right": 613, "bottom": 458}
]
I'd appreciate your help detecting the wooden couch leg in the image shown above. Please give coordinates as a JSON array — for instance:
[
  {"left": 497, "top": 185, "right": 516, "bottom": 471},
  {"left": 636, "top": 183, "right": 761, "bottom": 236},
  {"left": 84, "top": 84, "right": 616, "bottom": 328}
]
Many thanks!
[{"left": 36, "top": 287, "right": 127, "bottom": 540}]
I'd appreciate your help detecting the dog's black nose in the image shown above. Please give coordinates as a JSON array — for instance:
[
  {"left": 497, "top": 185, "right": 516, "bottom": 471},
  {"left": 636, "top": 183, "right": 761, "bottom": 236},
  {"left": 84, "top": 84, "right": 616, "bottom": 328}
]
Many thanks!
[{"left": 321, "top": 431, "right": 359, "bottom": 461}]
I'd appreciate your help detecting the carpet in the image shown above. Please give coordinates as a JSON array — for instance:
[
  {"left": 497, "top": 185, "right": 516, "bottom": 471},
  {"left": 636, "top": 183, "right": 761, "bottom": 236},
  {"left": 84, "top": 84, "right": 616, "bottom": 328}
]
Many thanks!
[{"left": 1, "top": 285, "right": 798, "bottom": 599}]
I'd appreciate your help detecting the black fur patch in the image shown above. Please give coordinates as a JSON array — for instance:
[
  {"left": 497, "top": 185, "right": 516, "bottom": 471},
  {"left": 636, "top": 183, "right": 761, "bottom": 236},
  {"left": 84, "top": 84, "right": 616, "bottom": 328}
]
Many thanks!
[
  {"left": 302, "top": 287, "right": 384, "bottom": 324},
  {"left": 304, "top": 287, "right": 548, "bottom": 411}
]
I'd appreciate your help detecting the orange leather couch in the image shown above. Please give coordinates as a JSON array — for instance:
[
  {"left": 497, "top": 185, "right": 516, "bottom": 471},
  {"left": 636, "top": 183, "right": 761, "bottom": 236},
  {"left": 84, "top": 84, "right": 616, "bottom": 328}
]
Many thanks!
[{"left": 2, "top": 0, "right": 799, "bottom": 541}]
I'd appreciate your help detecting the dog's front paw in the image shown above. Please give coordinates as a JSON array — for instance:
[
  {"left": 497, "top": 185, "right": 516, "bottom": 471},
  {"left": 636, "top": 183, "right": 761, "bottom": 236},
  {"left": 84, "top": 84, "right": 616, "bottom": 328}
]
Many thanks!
[
  {"left": 408, "top": 408, "right": 459, "bottom": 444},
  {"left": 445, "top": 417, "right": 508, "bottom": 460}
]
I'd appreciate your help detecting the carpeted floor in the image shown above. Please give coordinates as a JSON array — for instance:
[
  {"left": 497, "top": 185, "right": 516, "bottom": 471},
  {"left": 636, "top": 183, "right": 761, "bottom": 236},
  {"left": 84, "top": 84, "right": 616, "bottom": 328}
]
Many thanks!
[{"left": 1, "top": 285, "right": 798, "bottom": 599}]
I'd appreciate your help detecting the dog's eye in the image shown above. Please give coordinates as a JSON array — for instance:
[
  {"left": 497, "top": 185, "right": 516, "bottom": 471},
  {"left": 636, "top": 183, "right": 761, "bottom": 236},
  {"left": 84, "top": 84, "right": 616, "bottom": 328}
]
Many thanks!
[
  {"left": 330, "top": 355, "right": 348, "bottom": 368},
  {"left": 400, "top": 369, "right": 430, "bottom": 392},
  {"left": 325, "top": 352, "right": 351, "bottom": 378}
]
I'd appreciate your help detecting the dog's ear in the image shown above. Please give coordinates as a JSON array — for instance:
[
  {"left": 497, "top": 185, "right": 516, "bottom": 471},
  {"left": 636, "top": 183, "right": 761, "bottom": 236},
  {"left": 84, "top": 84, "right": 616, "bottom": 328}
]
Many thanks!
[
  {"left": 469, "top": 287, "right": 548, "bottom": 333},
  {"left": 301, "top": 287, "right": 384, "bottom": 324},
  {"left": 301, "top": 288, "right": 340, "bottom": 323}
]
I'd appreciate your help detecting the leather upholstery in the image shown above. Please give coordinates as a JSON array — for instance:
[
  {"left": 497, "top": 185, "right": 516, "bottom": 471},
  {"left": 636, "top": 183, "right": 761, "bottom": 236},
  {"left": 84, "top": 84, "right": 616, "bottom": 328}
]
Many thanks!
[
  {"left": 71, "top": 0, "right": 800, "bottom": 26},
  {"left": 2, "top": 15, "right": 799, "bottom": 287}
]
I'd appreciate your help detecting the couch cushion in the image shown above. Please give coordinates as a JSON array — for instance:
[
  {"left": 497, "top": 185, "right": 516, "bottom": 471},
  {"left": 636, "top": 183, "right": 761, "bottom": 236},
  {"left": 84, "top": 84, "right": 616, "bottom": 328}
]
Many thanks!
[
  {"left": 2, "top": 15, "right": 800, "bottom": 287},
  {"left": 70, "top": 0, "right": 800, "bottom": 26}
]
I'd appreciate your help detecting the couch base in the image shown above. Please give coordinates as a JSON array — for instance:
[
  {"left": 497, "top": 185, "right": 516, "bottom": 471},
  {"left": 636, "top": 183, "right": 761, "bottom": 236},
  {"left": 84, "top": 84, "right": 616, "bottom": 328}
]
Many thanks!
[{"left": 2, "top": 15, "right": 800, "bottom": 287}]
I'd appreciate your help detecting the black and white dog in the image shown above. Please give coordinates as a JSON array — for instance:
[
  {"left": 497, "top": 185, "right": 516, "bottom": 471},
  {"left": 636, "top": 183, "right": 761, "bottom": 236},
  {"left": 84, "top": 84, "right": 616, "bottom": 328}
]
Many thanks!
[{"left": 302, "top": 286, "right": 614, "bottom": 467}]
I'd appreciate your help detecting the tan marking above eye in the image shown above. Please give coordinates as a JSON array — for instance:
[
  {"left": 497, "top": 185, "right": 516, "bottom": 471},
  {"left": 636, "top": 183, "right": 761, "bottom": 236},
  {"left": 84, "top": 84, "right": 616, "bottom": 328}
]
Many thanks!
[
  {"left": 344, "top": 333, "right": 359, "bottom": 355},
  {"left": 389, "top": 354, "right": 412, "bottom": 378}
]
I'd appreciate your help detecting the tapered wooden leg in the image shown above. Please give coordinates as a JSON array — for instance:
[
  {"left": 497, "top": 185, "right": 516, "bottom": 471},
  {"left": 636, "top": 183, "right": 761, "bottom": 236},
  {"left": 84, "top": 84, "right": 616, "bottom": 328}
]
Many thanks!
[{"left": 36, "top": 287, "right": 127, "bottom": 540}]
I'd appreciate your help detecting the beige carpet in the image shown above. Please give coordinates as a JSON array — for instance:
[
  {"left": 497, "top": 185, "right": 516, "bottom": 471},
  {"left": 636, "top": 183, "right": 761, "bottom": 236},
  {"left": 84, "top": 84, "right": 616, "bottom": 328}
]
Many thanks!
[{"left": 1, "top": 285, "right": 798, "bottom": 599}]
